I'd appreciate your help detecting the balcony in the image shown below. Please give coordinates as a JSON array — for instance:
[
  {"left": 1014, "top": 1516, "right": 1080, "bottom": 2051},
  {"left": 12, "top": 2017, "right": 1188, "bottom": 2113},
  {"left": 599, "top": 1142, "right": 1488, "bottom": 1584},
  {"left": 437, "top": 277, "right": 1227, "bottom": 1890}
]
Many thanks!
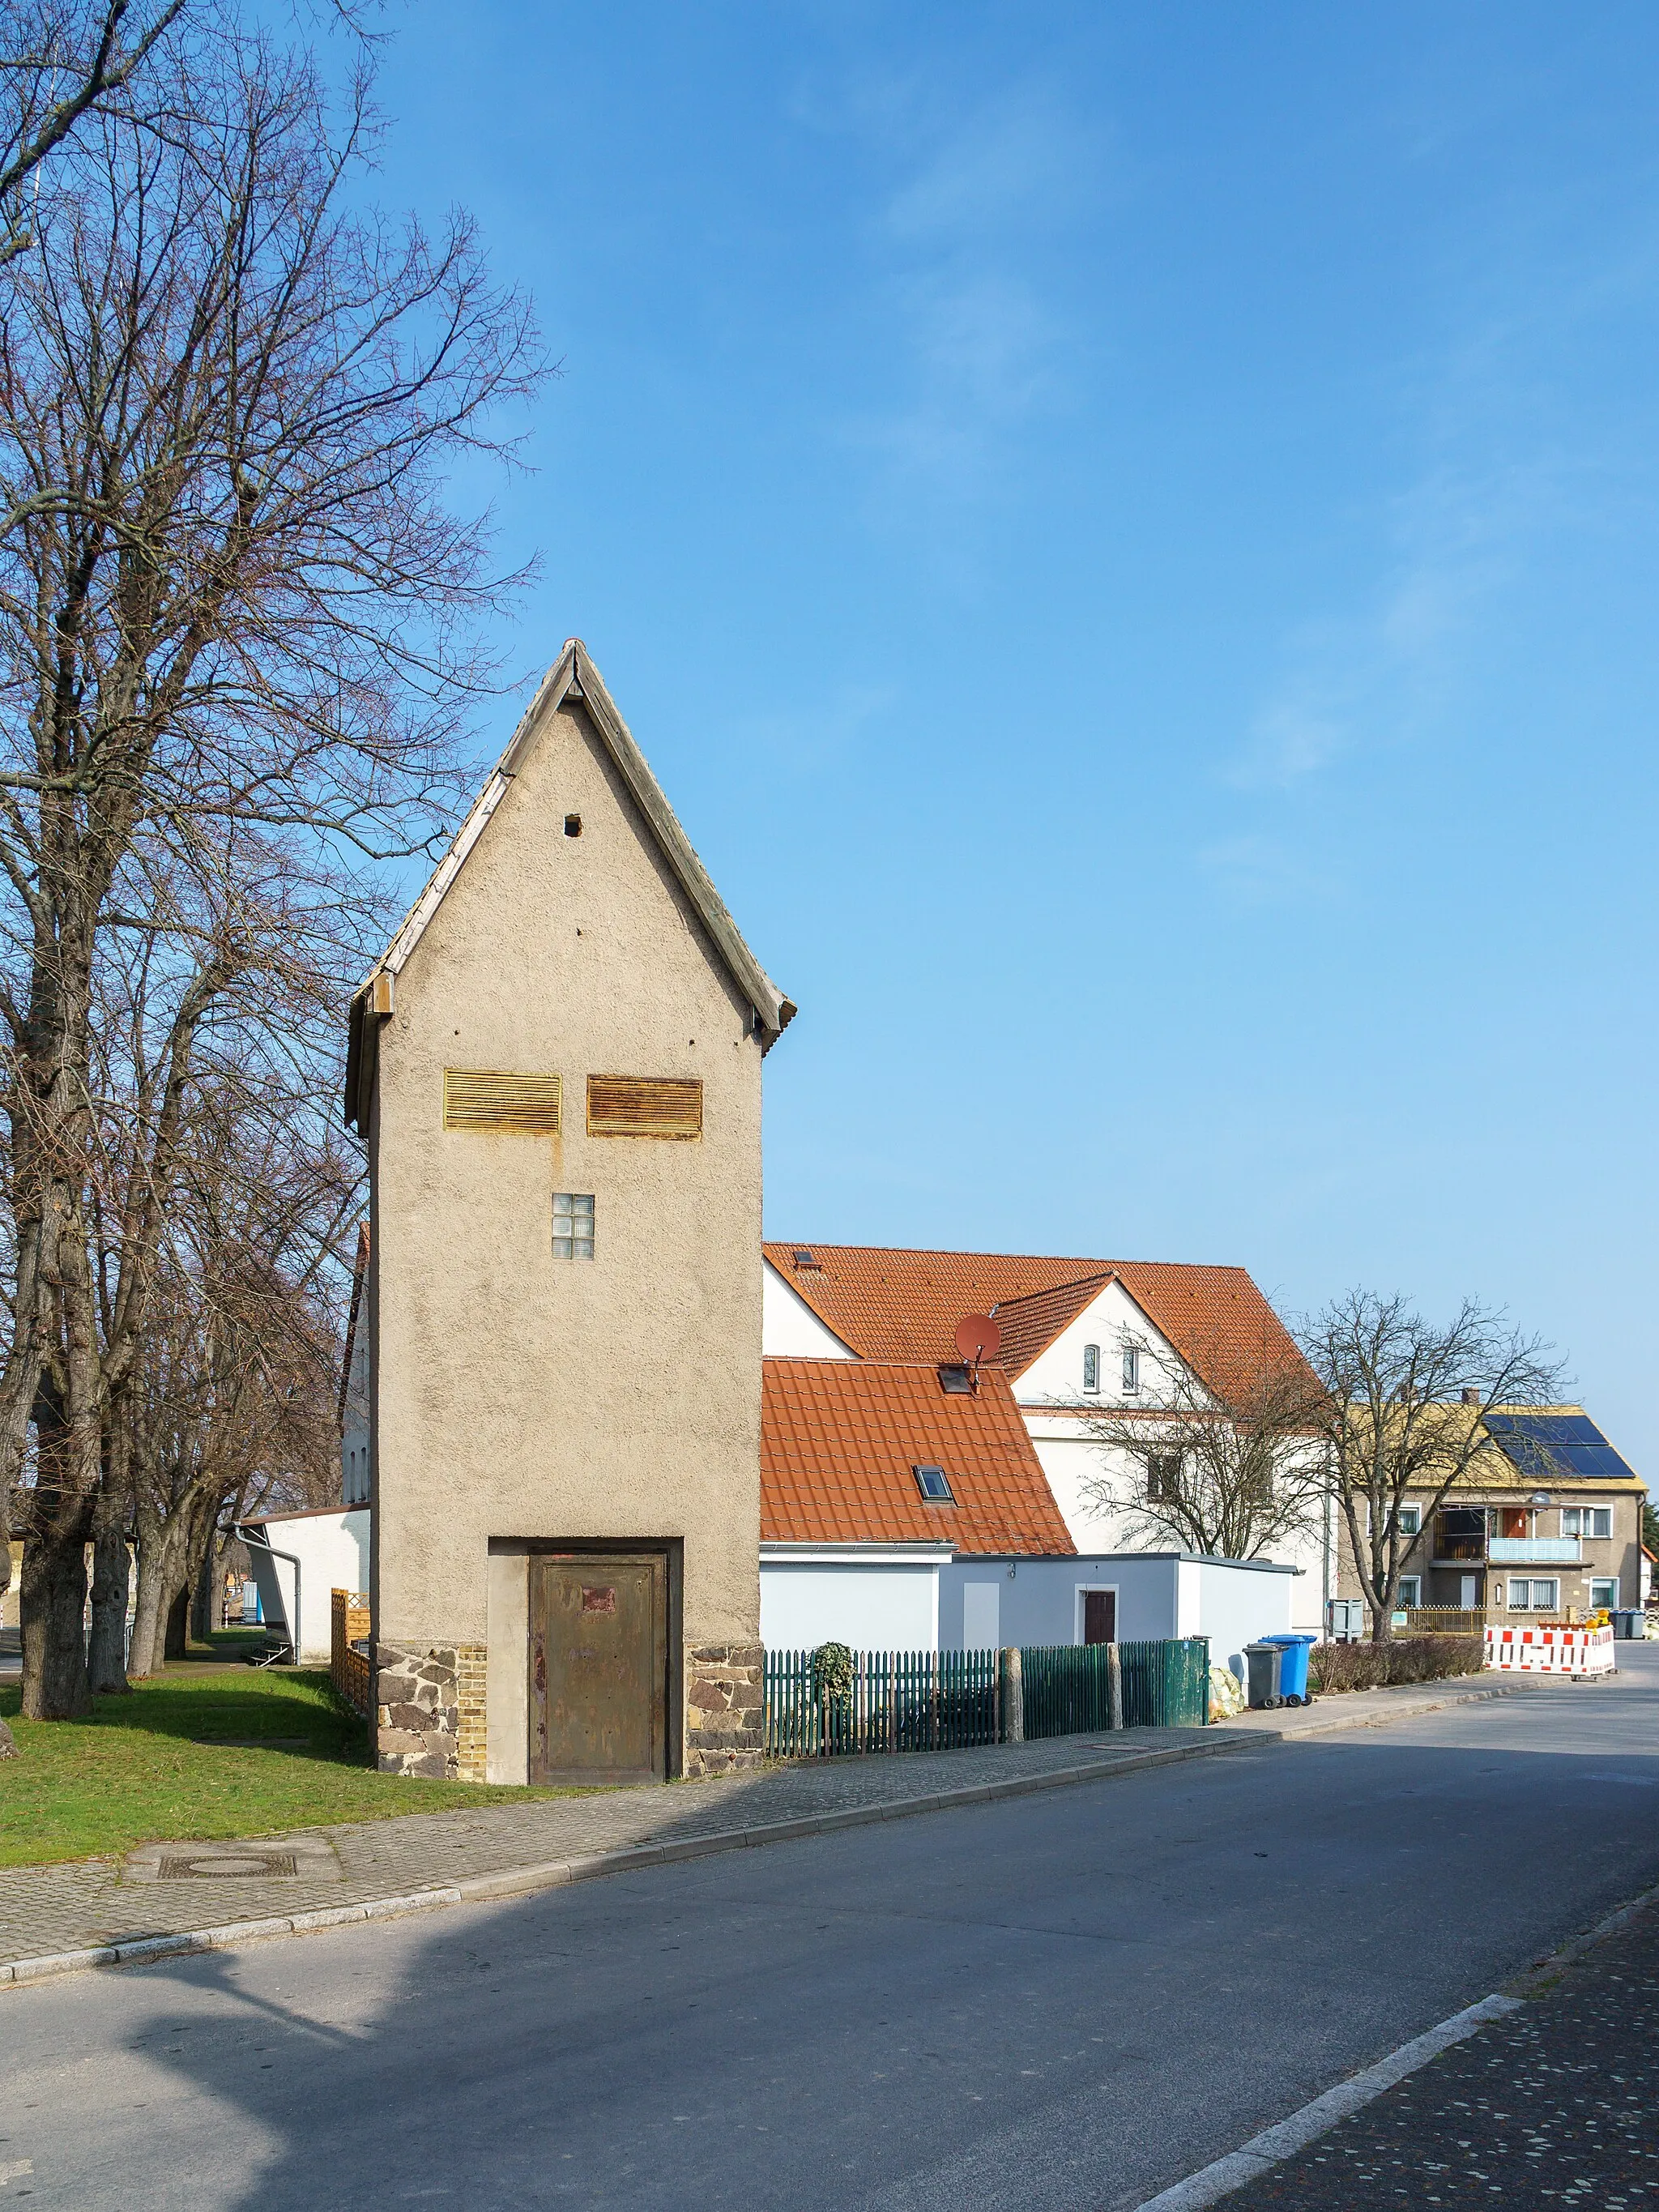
[{"left": 1488, "top": 1536, "right": 1581, "bottom": 1565}]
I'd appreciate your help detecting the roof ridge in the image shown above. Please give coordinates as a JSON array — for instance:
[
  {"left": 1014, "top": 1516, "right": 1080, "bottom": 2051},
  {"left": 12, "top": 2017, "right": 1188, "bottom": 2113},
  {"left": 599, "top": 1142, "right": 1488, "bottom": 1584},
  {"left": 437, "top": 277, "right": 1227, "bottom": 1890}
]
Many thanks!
[
  {"left": 764, "top": 1240, "right": 1256, "bottom": 1275},
  {"left": 988, "top": 1270, "right": 1116, "bottom": 1315}
]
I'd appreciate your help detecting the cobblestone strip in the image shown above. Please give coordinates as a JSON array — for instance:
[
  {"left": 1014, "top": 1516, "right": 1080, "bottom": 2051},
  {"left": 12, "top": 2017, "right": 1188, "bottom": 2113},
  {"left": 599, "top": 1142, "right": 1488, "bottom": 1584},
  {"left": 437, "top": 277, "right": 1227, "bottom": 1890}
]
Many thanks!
[{"left": 0, "top": 1676, "right": 1539, "bottom": 1988}]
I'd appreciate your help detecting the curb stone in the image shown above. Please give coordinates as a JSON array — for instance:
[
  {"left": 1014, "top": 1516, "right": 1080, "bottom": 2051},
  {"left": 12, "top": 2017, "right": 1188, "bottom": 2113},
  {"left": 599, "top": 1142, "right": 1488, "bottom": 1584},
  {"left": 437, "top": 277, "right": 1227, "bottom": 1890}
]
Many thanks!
[
  {"left": 1125, "top": 1870, "right": 1659, "bottom": 2212},
  {"left": 0, "top": 1676, "right": 1535, "bottom": 1990}
]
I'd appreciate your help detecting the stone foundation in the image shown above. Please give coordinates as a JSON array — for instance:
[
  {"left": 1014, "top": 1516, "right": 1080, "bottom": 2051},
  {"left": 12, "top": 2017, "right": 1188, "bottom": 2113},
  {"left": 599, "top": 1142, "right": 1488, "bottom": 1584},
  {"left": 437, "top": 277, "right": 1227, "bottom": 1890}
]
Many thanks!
[
  {"left": 684, "top": 1642, "right": 765, "bottom": 1776},
  {"left": 375, "top": 1642, "right": 459, "bottom": 1777},
  {"left": 376, "top": 1640, "right": 488, "bottom": 1779}
]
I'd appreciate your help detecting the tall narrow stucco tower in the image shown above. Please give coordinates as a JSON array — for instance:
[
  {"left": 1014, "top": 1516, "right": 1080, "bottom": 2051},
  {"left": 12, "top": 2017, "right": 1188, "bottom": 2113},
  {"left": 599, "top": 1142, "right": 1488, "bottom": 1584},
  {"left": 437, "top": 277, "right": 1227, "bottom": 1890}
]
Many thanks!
[{"left": 344, "top": 642, "right": 793, "bottom": 1781}]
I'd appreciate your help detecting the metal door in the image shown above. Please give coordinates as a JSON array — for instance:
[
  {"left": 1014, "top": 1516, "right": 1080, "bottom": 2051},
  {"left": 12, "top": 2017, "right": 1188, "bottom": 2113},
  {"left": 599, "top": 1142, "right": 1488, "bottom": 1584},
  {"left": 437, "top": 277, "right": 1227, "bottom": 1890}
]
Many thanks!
[
  {"left": 529, "top": 1554, "right": 666, "bottom": 1784},
  {"left": 1083, "top": 1589, "right": 1116, "bottom": 1645}
]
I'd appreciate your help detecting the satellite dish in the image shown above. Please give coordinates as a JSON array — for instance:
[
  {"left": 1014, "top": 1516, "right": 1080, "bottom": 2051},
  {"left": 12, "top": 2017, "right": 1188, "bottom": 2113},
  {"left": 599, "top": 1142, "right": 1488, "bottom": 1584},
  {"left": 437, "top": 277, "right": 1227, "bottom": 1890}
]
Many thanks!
[{"left": 955, "top": 1313, "right": 1002, "bottom": 1364}]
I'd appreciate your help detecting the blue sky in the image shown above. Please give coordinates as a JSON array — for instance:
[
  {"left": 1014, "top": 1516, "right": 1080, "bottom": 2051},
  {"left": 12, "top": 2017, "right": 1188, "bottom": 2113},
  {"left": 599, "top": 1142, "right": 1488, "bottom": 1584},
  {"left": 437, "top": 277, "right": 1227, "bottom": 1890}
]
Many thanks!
[{"left": 367, "top": 6, "right": 1659, "bottom": 1463}]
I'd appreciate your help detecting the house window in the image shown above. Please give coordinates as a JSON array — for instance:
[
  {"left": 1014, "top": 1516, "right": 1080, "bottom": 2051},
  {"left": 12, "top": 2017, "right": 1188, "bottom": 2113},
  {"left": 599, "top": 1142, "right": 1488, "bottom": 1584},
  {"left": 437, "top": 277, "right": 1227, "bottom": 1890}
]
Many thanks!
[
  {"left": 1397, "top": 1576, "right": 1422, "bottom": 1608},
  {"left": 1122, "top": 1346, "right": 1141, "bottom": 1393},
  {"left": 1508, "top": 1578, "right": 1559, "bottom": 1611},
  {"left": 1589, "top": 1578, "right": 1618, "bottom": 1610},
  {"left": 552, "top": 1192, "right": 595, "bottom": 1259},
  {"left": 1082, "top": 1343, "right": 1100, "bottom": 1394},
  {"left": 1397, "top": 1505, "right": 1421, "bottom": 1536},
  {"left": 1562, "top": 1507, "right": 1613, "bottom": 1540},
  {"left": 914, "top": 1464, "right": 955, "bottom": 1503},
  {"left": 1147, "top": 1450, "right": 1180, "bottom": 1501}
]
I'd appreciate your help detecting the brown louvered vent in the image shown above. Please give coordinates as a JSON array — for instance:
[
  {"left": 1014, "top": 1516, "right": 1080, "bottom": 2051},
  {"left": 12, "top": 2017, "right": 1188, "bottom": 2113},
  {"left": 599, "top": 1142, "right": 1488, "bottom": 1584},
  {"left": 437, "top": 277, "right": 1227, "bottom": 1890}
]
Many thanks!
[
  {"left": 586, "top": 1074, "right": 703, "bottom": 1140},
  {"left": 443, "top": 1069, "right": 562, "bottom": 1134}
]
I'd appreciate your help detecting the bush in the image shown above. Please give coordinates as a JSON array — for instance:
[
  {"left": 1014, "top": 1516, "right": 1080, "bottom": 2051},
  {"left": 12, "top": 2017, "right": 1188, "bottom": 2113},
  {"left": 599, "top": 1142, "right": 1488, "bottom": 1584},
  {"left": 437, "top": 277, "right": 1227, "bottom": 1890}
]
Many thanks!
[{"left": 1309, "top": 1635, "right": 1483, "bottom": 1695}]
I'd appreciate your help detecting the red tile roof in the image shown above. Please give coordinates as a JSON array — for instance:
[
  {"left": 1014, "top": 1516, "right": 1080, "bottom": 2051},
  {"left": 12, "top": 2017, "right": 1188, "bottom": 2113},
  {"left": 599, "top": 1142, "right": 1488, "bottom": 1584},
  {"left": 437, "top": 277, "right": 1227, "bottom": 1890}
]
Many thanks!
[
  {"left": 764, "top": 1242, "right": 1309, "bottom": 1404},
  {"left": 761, "top": 1357, "right": 1076, "bottom": 1554}
]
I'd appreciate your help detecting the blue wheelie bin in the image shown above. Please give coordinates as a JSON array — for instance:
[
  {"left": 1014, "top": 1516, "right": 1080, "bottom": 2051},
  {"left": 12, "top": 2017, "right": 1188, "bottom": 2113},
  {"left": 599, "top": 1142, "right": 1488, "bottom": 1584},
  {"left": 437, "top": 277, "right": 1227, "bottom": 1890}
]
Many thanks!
[{"left": 1264, "top": 1632, "right": 1318, "bottom": 1706}]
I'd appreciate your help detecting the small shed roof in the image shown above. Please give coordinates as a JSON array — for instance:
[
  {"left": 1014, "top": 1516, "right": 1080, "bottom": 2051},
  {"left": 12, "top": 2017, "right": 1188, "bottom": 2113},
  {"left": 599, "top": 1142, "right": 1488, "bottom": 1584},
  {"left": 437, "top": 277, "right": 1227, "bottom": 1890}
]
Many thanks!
[{"left": 761, "top": 1356, "right": 1076, "bottom": 1555}]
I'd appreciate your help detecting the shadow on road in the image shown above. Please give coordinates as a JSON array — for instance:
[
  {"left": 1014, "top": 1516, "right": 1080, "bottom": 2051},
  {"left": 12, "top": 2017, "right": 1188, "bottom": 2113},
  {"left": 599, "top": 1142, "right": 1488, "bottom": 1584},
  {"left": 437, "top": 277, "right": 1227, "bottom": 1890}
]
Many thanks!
[{"left": 70, "top": 1665, "right": 1659, "bottom": 2212}]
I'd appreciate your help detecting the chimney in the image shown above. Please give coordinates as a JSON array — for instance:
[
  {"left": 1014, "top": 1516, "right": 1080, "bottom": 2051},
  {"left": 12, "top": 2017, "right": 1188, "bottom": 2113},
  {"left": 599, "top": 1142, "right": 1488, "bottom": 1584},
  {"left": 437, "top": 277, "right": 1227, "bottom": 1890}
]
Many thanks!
[{"left": 1461, "top": 1387, "right": 1481, "bottom": 1406}]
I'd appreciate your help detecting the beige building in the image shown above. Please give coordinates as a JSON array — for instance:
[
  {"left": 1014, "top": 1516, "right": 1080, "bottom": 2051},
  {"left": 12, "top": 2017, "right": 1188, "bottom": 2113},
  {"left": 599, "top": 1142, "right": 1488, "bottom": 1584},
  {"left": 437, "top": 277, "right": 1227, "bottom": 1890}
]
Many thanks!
[
  {"left": 1335, "top": 1404, "right": 1646, "bottom": 1626},
  {"left": 346, "top": 641, "right": 793, "bottom": 1783}
]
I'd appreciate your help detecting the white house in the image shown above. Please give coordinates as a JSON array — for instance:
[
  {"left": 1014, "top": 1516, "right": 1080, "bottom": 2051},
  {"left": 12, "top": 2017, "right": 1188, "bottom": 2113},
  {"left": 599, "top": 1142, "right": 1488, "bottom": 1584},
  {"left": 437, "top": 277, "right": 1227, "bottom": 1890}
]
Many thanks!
[
  {"left": 761, "top": 1243, "right": 1324, "bottom": 1632},
  {"left": 238, "top": 1504, "right": 370, "bottom": 1663},
  {"left": 938, "top": 1550, "right": 1295, "bottom": 1680}
]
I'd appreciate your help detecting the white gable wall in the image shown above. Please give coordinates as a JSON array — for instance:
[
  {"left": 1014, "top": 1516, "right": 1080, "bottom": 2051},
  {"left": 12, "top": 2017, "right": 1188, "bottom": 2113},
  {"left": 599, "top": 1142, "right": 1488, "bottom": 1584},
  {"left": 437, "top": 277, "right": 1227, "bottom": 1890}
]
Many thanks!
[
  {"left": 1012, "top": 1277, "right": 1185, "bottom": 1411},
  {"left": 761, "top": 1261, "right": 856, "bottom": 1359}
]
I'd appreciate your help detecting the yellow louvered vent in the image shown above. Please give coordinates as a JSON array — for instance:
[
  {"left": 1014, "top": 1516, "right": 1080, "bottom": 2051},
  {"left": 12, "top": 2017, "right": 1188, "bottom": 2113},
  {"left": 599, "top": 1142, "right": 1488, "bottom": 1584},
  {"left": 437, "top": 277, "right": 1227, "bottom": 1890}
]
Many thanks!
[
  {"left": 442, "top": 1069, "right": 563, "bottom": 1134},
  {"left": 586, "top": 1074, "right": 703, "bottom": 1140}
]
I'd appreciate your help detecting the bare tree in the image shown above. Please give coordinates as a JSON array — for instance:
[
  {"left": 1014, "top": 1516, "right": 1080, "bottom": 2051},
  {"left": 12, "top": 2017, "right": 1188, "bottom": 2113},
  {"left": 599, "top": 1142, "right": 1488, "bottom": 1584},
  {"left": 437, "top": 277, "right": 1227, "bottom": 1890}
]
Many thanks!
[
  {"left": 0, "top": 3, "right": 189, "bottom": 267},
  {"left": 1299, "top": 1291, "right": 1567, "bottom": 1644},
  {"left": 1077, "top": 1323, "right": 1326, "bottom": 1560},
  {"left": 0, "top": 20, "right": 540, "bottom": 1715}
]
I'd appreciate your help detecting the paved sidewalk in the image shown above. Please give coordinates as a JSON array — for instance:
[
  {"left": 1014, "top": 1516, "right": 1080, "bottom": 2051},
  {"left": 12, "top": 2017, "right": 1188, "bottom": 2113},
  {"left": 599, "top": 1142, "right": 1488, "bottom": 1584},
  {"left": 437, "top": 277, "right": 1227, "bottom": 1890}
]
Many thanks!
[
  {"left": 1218, "top": 1886, "right": 1659, "bottom": 2209},
  {"left": 0, "top": 1672, "right": 1535, "bottom": 1981}
]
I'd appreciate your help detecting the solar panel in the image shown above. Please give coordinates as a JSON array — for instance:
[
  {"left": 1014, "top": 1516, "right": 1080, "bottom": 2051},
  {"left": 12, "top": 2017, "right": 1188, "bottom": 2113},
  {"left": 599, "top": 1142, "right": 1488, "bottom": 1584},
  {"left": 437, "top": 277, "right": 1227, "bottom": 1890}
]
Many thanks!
[{"left": 1483, "top": 1411, "right": 1640, "bottom": 1486}]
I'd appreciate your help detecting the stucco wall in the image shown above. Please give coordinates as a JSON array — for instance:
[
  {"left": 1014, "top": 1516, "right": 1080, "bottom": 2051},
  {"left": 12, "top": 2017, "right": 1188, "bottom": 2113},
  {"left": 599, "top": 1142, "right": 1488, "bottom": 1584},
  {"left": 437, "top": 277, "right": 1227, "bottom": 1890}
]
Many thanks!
[
  {"left": 759, "top": 1550, "right": 945, "bottom": 1650},
  {"left": 369, "top": 698, "right": 767, "bottom": 1769},
  {"left": 1333, "top": 1490, "right": 1644, "bottom": 1619}
]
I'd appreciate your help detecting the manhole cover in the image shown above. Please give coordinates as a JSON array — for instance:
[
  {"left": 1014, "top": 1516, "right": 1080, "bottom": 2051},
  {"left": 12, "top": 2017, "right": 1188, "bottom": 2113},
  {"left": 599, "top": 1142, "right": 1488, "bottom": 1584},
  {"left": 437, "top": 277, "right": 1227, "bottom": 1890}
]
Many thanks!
[{"left": 157, "top": 1851, "right": 300, "bottom": 1879}]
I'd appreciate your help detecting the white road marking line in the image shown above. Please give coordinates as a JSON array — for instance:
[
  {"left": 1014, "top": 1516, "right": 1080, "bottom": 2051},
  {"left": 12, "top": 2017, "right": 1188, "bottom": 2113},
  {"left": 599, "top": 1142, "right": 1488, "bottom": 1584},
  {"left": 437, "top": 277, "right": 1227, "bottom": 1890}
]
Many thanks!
[{"left": 1124, "top": 1993, "right": 1523, "bottom": 2212}]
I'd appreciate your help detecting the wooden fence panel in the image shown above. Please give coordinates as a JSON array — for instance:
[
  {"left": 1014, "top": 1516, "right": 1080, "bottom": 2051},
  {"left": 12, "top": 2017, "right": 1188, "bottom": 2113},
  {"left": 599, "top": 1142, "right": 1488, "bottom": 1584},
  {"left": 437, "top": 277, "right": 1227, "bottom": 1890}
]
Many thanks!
[{"left": 331, "top": 1587, "right": 371, "bottom": 1717}]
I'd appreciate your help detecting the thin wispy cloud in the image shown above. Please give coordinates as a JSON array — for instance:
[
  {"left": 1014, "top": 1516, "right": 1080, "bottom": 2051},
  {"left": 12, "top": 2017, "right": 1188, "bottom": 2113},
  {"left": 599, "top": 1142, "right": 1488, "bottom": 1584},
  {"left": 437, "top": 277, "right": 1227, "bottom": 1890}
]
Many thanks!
[
  {"left": 728, "top": 682, "right": 898, "bottom": 777},
  {"left": 795, "top": 73, "right": 1105, "bottom": 507}
]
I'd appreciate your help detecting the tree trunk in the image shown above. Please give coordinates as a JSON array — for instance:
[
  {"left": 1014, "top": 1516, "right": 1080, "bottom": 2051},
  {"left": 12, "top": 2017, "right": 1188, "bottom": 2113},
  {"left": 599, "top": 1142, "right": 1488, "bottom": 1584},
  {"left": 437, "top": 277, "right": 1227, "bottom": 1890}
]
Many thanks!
[
  {"left": 87, "top": 1519, "right": 131, "bottom": 1693},
  {"left": 19, "top": 1513, "right": 92, "bottom": 1719},
  {"left": 190, "top": 1523, "right": 221, "bottom": 1642},
  {"left": 163, "top": 1582, "right": 189, "bottom": 1661}
]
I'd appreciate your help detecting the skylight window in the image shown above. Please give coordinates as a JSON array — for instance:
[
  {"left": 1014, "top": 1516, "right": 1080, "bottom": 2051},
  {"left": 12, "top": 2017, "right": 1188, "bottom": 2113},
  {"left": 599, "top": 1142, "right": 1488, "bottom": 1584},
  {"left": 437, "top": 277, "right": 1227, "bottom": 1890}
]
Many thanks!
[
  {"left": 914, "top": 1464, "right": 955, "bottom": 1503},
  {"left": 937, "top": 1364, "right": 974, "bottom": 1394}
]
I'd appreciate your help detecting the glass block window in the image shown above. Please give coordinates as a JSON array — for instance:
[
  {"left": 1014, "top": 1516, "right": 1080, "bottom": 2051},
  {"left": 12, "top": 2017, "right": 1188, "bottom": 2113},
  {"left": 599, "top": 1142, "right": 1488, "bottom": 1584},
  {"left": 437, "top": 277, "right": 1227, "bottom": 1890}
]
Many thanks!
[{"left": 552, "top": 1192, "right": 595, "bottom": 1260}]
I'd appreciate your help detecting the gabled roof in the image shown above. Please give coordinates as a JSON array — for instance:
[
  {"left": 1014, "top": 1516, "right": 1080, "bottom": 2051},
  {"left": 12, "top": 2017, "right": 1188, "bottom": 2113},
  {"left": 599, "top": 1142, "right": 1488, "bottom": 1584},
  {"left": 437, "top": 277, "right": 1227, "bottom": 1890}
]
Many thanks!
[
  {"left": 345, "top": 641, "right": 795, "bottom": 1130},
  {"left": 762, "top": 1243, "right": 1307, "bottom": 1402},
  {"left": 987, "top": 1272, "right": 1118, "bottom": 1377},
  {"left": 761, "top": 1357, "right": 1076, "bottom": 1554}
]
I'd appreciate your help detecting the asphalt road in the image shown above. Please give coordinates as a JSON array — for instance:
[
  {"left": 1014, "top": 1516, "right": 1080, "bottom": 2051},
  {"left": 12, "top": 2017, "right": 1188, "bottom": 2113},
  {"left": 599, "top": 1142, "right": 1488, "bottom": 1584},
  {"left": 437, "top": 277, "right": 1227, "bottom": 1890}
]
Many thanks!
[{"left": 6, "top": 1650, "right": 1658, "bottom": 2212}]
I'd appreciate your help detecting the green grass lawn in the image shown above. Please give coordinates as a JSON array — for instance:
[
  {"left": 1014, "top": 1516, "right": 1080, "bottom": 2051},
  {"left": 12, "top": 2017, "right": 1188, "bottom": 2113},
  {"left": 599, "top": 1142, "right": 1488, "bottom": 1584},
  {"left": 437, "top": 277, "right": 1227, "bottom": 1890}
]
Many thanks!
[{"left": 0, "top": 1664, "right": 584, "bottom": 1868}]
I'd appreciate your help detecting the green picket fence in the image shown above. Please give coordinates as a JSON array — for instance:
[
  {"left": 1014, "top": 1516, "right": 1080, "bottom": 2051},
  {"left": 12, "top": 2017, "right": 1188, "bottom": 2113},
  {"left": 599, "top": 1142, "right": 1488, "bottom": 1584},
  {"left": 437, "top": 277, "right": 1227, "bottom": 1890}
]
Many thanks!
[
  {"left": 1017, "top": 1638, "right": 1210, "bottom": 1736},
  {"left": 764, "top": 1646, "right": 1000, "bottom": 1758},
  {"left": 763, "top": 1638, "right": 1210, "bottom": 1757}
]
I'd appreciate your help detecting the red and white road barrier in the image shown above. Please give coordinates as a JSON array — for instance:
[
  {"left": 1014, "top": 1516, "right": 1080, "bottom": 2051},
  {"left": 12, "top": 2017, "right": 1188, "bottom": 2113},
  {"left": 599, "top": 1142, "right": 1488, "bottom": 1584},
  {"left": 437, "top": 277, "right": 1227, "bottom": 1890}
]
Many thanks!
[{"left": 1483, "top": 1623, "right": 1615, "bottom": 1676}]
